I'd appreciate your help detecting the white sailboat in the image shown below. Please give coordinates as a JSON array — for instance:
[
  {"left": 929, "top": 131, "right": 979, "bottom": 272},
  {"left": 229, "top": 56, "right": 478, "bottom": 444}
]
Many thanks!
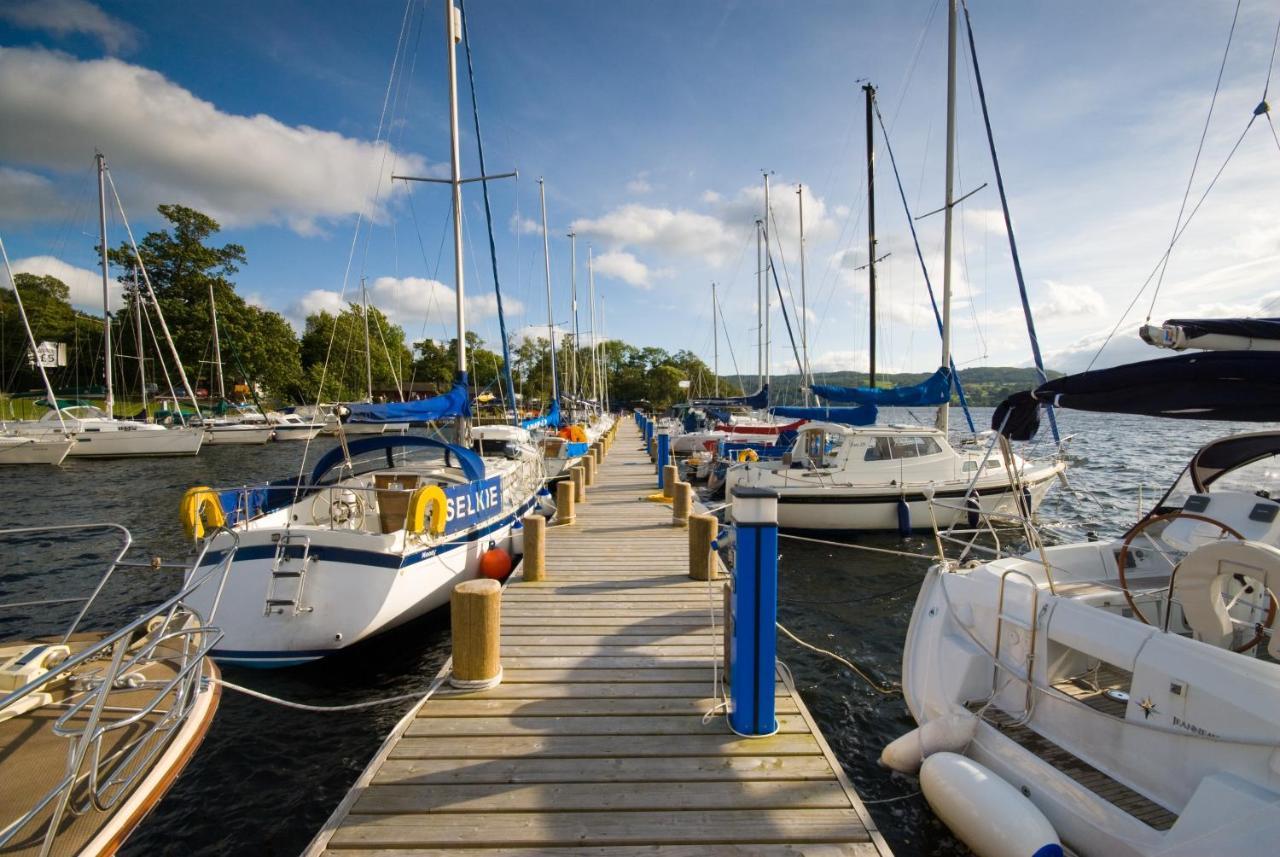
[
  {"left": 198, "top": 282, "right": 274, "bottom": 445},
  {"left": 723, "top": 41, "right": 1063, "bottom": 532},
  {"left": 7, "top": 155, "right": 203, "bottom": 458},
  {"left": 338, "top": 280, "right": 409, "bottom": 436},
  {"left": 182, "top": 2, "right": 544, "bottom": 666},
  {"left": 891, "top": 344, "right": 1280, "bottom": 856}
]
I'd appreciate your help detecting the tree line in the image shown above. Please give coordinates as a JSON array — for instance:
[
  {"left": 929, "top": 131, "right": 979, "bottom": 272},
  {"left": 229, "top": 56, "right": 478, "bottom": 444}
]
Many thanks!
[{"left": 1, "top": 204, "right": 738, "bottom": 415}]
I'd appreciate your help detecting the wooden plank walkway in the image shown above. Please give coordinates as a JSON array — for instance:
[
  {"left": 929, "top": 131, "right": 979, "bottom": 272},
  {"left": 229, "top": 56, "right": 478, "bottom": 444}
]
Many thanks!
[{"left": 309, "top": 421, "right": 891, "bottom": 855}]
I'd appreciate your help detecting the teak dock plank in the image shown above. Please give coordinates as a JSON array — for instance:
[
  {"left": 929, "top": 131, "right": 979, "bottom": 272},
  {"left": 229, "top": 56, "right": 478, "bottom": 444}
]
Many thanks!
[{"left": 309, "top": 420, "right": 891, "bottom": 856}]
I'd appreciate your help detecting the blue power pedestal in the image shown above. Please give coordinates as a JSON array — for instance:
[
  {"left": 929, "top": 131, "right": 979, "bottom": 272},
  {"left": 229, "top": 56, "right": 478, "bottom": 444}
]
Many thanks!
[
  {"left": 643, "top": 418, "right": 654, "bottom": 449},
  {"left": 728, "top": 485, "right": 779, "bottom": 736},
  {"left": 656, "top": 429, "right": 671, "bottom": 486}
]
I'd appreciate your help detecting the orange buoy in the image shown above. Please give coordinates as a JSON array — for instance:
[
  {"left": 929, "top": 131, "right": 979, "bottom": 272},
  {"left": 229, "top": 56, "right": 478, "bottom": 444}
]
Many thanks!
[{"left": 479, "top": 547, "right": 513, "bottom": 580}]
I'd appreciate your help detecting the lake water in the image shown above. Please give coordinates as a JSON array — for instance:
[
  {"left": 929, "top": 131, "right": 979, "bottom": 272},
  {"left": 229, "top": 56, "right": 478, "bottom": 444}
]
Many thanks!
[{"left": 0, "top": 409, "right": 1262, "bottom": 855}]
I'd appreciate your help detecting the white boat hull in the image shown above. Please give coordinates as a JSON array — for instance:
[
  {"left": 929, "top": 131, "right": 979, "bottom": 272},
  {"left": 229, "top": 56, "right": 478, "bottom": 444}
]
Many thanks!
[
  {"left": 0, "top": 436, "right": 72, "bottom": 465},
  {"left": 203, "top": 425, "right": 275, "bottom": 445},
  {"left": 66, "top": 425, "right": 204, "bottom": 457},
  {"left": 271, "top": 424, "right": 324, "bottom": 441},
  {"left": 333, "top": 422, "right": 409, "bottom": 436}
]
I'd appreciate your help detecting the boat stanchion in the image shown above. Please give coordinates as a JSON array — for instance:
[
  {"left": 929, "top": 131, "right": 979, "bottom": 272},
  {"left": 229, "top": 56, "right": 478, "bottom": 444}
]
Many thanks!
[
  {"left": 522, "top": 514, "right": 546, "bottom": 582},
  {"left": 728, "top": 485, "right": 780, "bottom": 737},
  {"left": 570, "top": 465, "right": 586, "bottom": 503},
  {"left": 662, "top": 464, "right": 678, "bottom": 497},
  {"left": 689, "top": 513, "right": 718, "bottom": 579},
  {"left": 449, "top": 578, "right": 502, "bottom": 690},
  {"left": 555, "top": 480, "right": 576, "bottom": 524}
]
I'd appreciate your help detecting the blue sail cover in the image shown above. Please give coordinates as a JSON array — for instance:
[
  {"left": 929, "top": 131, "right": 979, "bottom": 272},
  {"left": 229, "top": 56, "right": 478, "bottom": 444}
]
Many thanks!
[
  {"left": 346, "top": 380, "right": 470, "bottom": 423},
  {"left": 811, "top": 367, "right": 951, "bottom": 406},
  {"left": 521, "top": 399, "right": 561, "bottom": 431},
  {"left": 771, "top": 404, "right": 878, "bottom": 426},
  {"left": 692, "top": 385, "right": 769, "bottom": 409}
]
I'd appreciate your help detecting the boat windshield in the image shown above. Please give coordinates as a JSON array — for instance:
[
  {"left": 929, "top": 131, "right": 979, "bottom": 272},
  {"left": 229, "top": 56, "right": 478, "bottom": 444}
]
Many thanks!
[{"left": 1155, "top": 432, "right": 1280, "bottom": 511}]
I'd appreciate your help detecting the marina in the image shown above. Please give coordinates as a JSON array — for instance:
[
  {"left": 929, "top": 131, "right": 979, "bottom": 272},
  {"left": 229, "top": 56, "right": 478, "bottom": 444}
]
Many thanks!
[{"left": 308, "top": 419, "right": 891, "bottom": 855}]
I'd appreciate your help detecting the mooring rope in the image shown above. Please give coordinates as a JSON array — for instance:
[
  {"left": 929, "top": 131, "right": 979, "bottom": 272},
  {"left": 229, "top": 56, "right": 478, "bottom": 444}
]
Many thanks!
[{"left": 214, "top": 670, "right": 449, "bottom": 713}]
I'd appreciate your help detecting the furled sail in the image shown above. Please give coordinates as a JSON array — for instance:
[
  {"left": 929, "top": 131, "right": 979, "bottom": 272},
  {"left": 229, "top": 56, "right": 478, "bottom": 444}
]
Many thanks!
[
  {"left": 521, "top": 399, "right": 561, "bottom": 431},
  {"left": 811, "top": 367, "right": 951, "bottom": 406},
  {"left": 1140, "top": 317, "right": 1280, "bottom": 352},
  {"left": 770, "top": 404, "right": 878, "bottom": 426},
  {"left": 345, "top": 380, "right": 470, "bottom": 423},
  {"left": 992, "top": 352, "right": 1280, "bottom": 440},
  {"left": 692, "top": 385, "right": 769, "bottom": 409}
]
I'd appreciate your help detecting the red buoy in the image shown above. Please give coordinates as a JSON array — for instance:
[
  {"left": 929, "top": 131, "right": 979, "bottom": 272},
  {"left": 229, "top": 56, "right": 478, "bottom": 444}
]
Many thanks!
[{"left": 479, "top": 547, "right": 513, "bottom": 581}]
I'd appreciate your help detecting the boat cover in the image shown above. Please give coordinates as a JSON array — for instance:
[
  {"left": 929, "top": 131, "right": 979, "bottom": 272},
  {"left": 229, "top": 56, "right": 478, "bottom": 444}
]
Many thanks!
[
  {"left": 811, "top": 367, "right": 951, "bottom": 406},
  {"left": 346, "top": 379, "right": 470, "bottom": 423},
  {"left": 310, "top": 435, "right": 486, "bottom": 484},
  {"left": 692, "top": 385, "right": 769, "bottom": 409},
  {"left": 1161, "top": 317, "right": 1280, "bottom": 341},
  {"left": 770, "top": 404, "right": 878, "bottom": 426},
  {"left": 521, "top": 399, "right": 561, "bottom": 430},
  {"left": 992, "top": 352, "right": 1280, "bottom": 440},
  {"left": 1187, "top": 431, "right": 1280, "bottom": 492}
]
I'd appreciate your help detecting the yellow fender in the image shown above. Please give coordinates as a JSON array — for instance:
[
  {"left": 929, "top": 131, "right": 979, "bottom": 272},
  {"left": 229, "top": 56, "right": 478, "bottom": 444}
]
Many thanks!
[
  {"left": 737, "top": 448, "right": 759, "bottom": 463},
  {"left": 180, "top": 486, "right": 226, "bottom": 541},
  {"left": 407, "top": 485, "right": 449, "bottom": 537}
]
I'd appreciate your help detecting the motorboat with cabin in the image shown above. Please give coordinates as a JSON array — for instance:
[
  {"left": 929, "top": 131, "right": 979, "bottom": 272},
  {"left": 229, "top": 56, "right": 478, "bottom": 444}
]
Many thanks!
[
  {"left": 888, "top": 346, "right": 1280, "bottom": 856},
  {"left": 0, "top": 523, "right": 230, "bottom": 856}
]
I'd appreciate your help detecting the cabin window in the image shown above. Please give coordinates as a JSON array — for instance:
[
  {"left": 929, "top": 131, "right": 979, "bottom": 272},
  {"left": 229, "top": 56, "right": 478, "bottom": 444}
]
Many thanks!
[
  {"left": 864, "top": 437, "right": 895, "bottom": 461},
  {"left": 887, "top": 436, "right": 942, "bottom": 459}
]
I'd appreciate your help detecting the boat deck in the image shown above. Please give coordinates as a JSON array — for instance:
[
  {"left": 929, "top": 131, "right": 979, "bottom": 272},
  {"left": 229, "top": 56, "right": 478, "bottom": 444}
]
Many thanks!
[{"left": 309, "top": 419, "right": 890, "bottom": 855}]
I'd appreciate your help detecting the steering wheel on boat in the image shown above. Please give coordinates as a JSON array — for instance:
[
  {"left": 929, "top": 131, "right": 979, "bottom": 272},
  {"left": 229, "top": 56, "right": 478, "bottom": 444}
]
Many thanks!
[
  {"left": 1118, "top": 511, "right": 1276, "bottom": 652},
  {"left": 310, "top": 488, "right": 366, "bottom": 531}
]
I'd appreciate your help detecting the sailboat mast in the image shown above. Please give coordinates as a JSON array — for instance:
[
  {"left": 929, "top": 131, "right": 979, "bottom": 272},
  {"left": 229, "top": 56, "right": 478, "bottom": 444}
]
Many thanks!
[
  {"left": 797, "top": 186, "right": 809, "bottom": 405},
  {"left": 755, "top": 218, "right": 763, "bottom": 390},
  {"left": 937, "top": 0, "right": 957, "bottom": 433},
  {"left": 445, "top": 1, "right": 468, "bottom": 443},
  {"left": 209, "top": 281, "right": 226, "bottom": 401},
  {"left": 361, "top": 278, "right": 374, "bottom": 401},
  {"left": 96, "top": 153, "right": 114, "bottom": 417},
  {"left": 569, "top": 231, "right": 579, "bottom": 415},
  {"left": 763, "top": 172, "right": 771, "bottom": 390},
  {"left": 133, "top": 268, "right": 147, "bottom": 418},
  {"left": 588, "top": 246, "right": 599, "bottom": 410},
  {"left": 539, "top": 180, "right": 558, "bottom": 413},
  {"left": 864, "top": 83, "right": 878, "bottom": 389},
  {"left": 712, "top": 282, "right": 719, "bottom": 396}
]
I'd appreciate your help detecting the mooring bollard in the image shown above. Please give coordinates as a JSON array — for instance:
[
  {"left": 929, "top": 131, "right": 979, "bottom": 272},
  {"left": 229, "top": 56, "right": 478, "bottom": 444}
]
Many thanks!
[
  {"left": 648, "top": 436, "right": 657, "bottom": 462},
  {"left": 689, "top": 513, "right": 717, "bottom": 579},
  {"left": 522, "top": 513, "right": 545, "bottom": 582},
  {"left": 555, "top": 479, "right": 575, "bottom": 524},
  {"left": 450, "top": 578, "right": 502, "bottom": 689},
  {"left": 571, "top": 465, "right": 586, "bottom": 503},
  {"left": 661, "top": 464, "right": 678, "bottom": 496},
  {"left": 672, "top": 481, "right": 692, "bottom": 526},
  {"left": 728, "top": 485, "right": 779, "bottom": 737},
  {"left": 583, "top": 453, "right": 596, "bottom": 486}
]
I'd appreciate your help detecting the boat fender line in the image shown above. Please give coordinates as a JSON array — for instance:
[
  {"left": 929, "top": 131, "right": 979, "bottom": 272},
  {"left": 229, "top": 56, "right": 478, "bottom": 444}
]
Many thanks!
[
  {"left": 736, "top": 448, "right": 759, "bottom": 463},
  {"left": 406, "top": 485, "right": 448, "bottom": 537},
  {"left": 896, "top": 497, "right": 911, "bottom": 536},
  {"left": 920, "top": 752, "right": 1062, "bottom": 857},
  {"left": 880, "top": 707, "right": 977, "bottom": 774},
  {"left": 180, "top": 486, "right": 226, "bottom": 541}
]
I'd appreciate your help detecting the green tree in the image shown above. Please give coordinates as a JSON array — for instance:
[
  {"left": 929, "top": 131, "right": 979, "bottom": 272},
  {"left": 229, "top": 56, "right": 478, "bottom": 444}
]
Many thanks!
[{"left": 301, "top": 303, "right": 412, "bottom": 402}]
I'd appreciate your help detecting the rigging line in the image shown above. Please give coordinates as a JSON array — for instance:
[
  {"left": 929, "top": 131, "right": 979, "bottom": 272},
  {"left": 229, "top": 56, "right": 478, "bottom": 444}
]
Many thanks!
[
  {"left": 292, "top": 0, "right": 417, "bottom": 499},
  {"left": 459, "top": 0, "right": 518, "bottom": 422},
  {"left": 1269, "top": 114, "right": 1280, "bottom": 154},
  {"left": 1085, "top": 113, "right": 1257, "bottom": 371},
  {"left": 716, "top": 288, "right": 744, "bottom": 387},
  {"left": 765, "top": 245, "right": 807, "bottom": 381},
  {"left": 960, "top": 0, "right": 1056, "bottom": 442},
  {"left": 1146, "top": 0, "right": 1242, "bottom": 322},
  {"left": 873, "top": 101, "right": 976, "bottom": 433},
  {"left": 1264, "top": 8, "right": 1280, "bottom": 101}
]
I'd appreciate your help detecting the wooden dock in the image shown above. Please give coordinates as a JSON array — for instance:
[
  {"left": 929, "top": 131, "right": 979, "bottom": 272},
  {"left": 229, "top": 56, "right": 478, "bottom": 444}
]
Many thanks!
[{"left": 308, "top": 420, "right": 891, "bottom": 855}]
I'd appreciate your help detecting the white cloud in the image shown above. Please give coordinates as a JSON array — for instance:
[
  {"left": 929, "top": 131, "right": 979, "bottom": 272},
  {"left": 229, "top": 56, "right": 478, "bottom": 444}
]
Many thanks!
[
  {"left": 510, "top": 213, "right": 542, "bottom": 236},
  {"left": 0, "top": 0, "right": 139, "bottom": 54},
  {"left": 0, "top": 167, "right": 63, "bottom": 222},
  {"left": 286, "top": 276, "right": 522, "bottom": 334},
  {"left": 592, "top": 250, "right": 651, "bottom": 288},
  {"left": 626, "top": 176, "right": 652, "bottom": 194},
  {"left": 1036, "top": 281, "right": 1106, "bottom": 317},
  {"left": 570, "top": 204, "right": 737, "bottom": 267},
  {"left": 0, "top": 47, "right": 428, "bottom": 235},
  {"left": 10, "top": 255, "right": 119, "bottom": 311},
  {"left": 701, "top": 190, "right": 721, "bottom": 205}
]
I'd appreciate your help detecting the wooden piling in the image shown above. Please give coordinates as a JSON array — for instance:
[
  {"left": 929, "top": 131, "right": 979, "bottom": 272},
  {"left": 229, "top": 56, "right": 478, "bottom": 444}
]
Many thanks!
[
  {"left": 449, "top": 579, "right": 502, "bottom": 689},
  {"left": 689, "top": 512, "right": 717, "bottom": 580},
  {"left": 662, "top": 465, "right": 679, "bottom": 498},
  {"left": 521, "top": 514, "right": 545, "bottom": 582},
  {"left": 555, "top": 480, "right": 575, "bottom": 524},
  {"left": 570, "top": 465, "right": 586, "bottom": 503},
  {"left": 672, "top": 481, "right": 692, "bottom": 526},
  {"left": 648, "top": 437, "right": 657, "bottom": 462},
  {"left": 582, "top": 453, "right": 596, "bottom": 487}
]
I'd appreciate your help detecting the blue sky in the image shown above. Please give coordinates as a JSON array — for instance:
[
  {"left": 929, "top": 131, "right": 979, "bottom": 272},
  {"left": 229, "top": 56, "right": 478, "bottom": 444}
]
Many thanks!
[{"left": 2, "top": 0, "right": 1278, "bottom": 377}]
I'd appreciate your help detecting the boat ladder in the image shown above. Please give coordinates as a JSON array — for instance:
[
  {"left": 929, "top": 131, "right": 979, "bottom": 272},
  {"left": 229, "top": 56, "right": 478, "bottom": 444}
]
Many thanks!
[
  {"left": 265, "top": 534, "right": 315, "bottom": 616},
  {"left": 991, "top": 568, "right": 1039, "bottom": 723}
]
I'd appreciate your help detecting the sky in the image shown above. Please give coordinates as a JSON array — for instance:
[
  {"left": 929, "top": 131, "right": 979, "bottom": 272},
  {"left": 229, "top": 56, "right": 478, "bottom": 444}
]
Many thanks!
[{"left": 2, "top": 0, "right": 1279, "bottom": 379}]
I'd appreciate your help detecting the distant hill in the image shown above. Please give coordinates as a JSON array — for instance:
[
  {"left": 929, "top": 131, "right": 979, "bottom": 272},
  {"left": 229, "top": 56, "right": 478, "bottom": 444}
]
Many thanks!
[{"left": 721, "top": 366, "right": 1061, "bottom": 407}]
